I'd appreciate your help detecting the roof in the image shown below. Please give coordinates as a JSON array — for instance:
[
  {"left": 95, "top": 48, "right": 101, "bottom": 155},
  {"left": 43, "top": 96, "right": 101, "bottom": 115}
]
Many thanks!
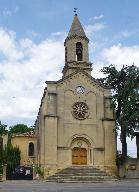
[
  {"left": 46, "top": 70, "right": 111, "bottom": 89},
  {"left": 68, "top": 14, "right": 87, "bottom": 38},
  {"left": 11, "top": 131, "right": 36, "bottom": 138}
]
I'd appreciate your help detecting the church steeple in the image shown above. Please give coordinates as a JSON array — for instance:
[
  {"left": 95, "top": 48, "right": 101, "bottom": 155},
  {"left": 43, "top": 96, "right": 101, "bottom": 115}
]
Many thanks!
[
  {"left": 68, "top": 14, "right": 87, "bottom": 38},
  {"left": 63, "top": 14, "right": 92, "bottom": 77}
]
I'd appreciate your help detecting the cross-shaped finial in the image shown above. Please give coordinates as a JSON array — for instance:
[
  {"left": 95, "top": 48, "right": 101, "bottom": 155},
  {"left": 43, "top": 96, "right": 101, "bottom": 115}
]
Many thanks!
[{"left": 74, "top": 8, "right": 78, "bottom": 15}]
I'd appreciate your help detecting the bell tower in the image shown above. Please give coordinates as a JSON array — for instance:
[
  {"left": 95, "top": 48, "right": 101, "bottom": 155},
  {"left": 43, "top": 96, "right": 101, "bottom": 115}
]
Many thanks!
[{"left": 63, "top": 13, "right": 92, "bottom": 77}]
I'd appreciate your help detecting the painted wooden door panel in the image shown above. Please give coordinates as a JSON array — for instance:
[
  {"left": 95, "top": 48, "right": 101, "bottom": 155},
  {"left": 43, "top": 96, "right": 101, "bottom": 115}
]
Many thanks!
[{"left": 72, "top": 147, "right": 87, "bottom": 165}]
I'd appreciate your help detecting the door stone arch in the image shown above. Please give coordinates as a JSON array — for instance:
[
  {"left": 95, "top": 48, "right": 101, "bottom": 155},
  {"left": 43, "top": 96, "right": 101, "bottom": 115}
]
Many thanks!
[{"left": 68, "top": 135, "right": 95, "bottom": 165}]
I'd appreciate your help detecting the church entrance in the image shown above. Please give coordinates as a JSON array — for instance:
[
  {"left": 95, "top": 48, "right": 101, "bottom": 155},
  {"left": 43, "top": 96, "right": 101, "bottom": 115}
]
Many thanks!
[{"left": 72, "top": 147, "right": 87, "bottom": 165}]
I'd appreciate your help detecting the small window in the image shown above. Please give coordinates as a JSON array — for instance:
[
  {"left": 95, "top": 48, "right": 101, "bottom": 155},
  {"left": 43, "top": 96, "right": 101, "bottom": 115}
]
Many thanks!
[
  {"left": 28, "top": 142, "right": 34, "bottom": 156},
  {"left": 65, "top": 47, "right": 67, "bottom": 62},
  {"left": 76, "top": 42, "right": 83, "bottom": 61}
]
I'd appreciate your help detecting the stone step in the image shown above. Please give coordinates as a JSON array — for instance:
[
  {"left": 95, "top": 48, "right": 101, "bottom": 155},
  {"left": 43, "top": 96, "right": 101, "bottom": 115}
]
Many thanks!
[
  {"left": 60, "top": 168, "right": 105, "bottom": 171},
  {"left": 47, "top": 177, "right": 116, "bottom": 181},
  {"left": 58, "top": 170, "right": 106, "bottom": 174},
  {"left": 46, "top": 180, "right": 104, "bottom": 183},
  {"left": 46, "top": 178, "right": 117, "bottom": 183},
  {"left": 45, "top": 166, "right": 117, "bottom": 183},
  {"left": 70, "top": 166, "right": 97, "bottom": 168},
  {"left": 69, "top": 166, "right": 99, "bottom": 169},
  {"left": 46, "top": 175, "right": 116, "bottom": 180},
  {"left": 54, "top": 173, "right": 108, "bottom": 176},
  {"left": 60, "top": 169, "right": 105, "bottom": 173}
]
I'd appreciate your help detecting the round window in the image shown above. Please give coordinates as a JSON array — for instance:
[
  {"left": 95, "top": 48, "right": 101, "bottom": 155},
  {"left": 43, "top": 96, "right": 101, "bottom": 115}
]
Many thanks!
[{"left": 72, "top": 102, "right": 89, "bottom": 120}]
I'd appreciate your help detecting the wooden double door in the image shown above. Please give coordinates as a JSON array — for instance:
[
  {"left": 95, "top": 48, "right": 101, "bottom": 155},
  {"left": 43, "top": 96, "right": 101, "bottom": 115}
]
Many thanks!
[{"left": 72, "top": 147, "right": 87, "bottom": 165}]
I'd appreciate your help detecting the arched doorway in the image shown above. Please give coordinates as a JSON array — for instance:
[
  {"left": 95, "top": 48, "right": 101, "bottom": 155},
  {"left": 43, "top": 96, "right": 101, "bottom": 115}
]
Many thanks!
[
  {"left": 68, "top": 134, "right": 95, "bottom": 165},
  {"left": 72, "top": 147, "right": 87, "bottom": 165}
]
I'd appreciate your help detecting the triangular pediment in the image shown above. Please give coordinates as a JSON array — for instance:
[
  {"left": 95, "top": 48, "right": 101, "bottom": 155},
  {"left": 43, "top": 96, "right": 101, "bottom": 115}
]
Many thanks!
[{"left": 46, "top": 70, "right": 109, "bottom": 90}]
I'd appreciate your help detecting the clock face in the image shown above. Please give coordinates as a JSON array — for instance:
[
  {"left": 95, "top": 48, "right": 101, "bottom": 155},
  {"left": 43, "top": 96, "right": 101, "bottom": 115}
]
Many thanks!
[{"left": 76, "top": 86, "right": 85, "bottom": 94}]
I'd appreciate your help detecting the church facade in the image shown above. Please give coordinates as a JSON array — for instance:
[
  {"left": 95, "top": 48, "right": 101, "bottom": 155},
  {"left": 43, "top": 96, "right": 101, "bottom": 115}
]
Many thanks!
[{"left": 36, "top": 14, "right": 117, "bottom": 177}]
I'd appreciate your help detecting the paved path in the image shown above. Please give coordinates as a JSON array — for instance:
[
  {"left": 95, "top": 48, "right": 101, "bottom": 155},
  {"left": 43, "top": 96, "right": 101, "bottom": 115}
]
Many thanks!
[{"left": 0, "top": 180, "right": 139, "bottom": 192}]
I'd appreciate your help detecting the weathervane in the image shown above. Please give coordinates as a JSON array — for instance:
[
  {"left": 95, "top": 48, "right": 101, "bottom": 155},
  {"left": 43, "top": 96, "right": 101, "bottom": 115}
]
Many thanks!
[{"left": 74, "top": 8, "right": 78, "bottom": 15}]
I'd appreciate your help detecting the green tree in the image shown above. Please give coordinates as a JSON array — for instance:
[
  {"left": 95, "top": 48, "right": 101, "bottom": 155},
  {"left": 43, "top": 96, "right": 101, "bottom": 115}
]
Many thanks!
[
  {"left": 9, "top": 124, "right": 34, "bottom": 135},
  {"left": 0, "top": 121, "right": 8, "bottom": 136},
  {"left": 0, "top": 148, "right": 4, "bottom": 174},
  {"left": 101, "top": 64, "right": 139, "bottom": 160},
  {"left": 4, "top": 143, "right": 21, "bottom": 172},
  {"left": 0, "top": 142, "right": 21, "bottom": 174},
  {"left": 0, "top": 122, "right": 22, "bottom": 174}
]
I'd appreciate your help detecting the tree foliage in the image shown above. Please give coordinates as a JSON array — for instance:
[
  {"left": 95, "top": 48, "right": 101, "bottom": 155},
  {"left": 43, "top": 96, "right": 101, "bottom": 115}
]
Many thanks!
[
  {"left": 0, "top": 121, "right": 8, "bottom": 136},
  {"left": 5, "top": 143, "right": 21, "bottom": 172},
  {"left": 9, "top": 124, "right": 34, "bottom": 135},
  {"left": 101, "top": 64, "right": 139, "bottom": 158},
  {"left": 0, "top": 122, "right": 31, "bottom": 174},
  {"left": 0, "top": 142, "right": 21, "bottom": 174}
]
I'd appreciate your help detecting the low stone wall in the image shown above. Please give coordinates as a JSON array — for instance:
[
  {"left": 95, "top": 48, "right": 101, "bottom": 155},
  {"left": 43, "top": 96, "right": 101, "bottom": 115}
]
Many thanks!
[{"left": 119, "top": 158, "right": 139, "bottom": 179}]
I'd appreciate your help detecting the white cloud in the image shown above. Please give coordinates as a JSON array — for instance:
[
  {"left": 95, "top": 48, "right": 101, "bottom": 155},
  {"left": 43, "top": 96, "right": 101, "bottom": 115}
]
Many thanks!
[
  {"left": 117, "top": 30, "right": 134, "bottom": 38},
  {"left": 88, "top": 15, "right": 104, "bottom": 23},
  {"left": 85, "top": 23, "right": 107, "bottom": 37},
  {"left": 2, "top": 6, "right": 19, "bottom": 17},
  {"left": 0, "top": 23, "right": 107, "bottom": 125},
  {"left": 51, "top": 32, "right": 67, "bottom": 37},
  {"left": 0, "top": 28, "right": 64, "bottom": 125},
  {"left": 93, "top": 14, "right": 104, "bottom": 20},
  {"left": 102, "top": 44, "right": 139, "bottom": 68},
  {"left": 113, "top": 30, "right": 137, "bottom": 41},
  {"left": 0, "top": 28, "right": 23, "bottom": 61},
  {"left": 91, "top": 44, "right": 139, "bottom": 81}
]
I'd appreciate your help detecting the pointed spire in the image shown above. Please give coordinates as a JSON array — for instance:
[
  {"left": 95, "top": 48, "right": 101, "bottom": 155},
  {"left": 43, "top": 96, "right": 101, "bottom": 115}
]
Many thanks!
[{"left": 68, "top": 14, "right": 87, "bottom": 38}]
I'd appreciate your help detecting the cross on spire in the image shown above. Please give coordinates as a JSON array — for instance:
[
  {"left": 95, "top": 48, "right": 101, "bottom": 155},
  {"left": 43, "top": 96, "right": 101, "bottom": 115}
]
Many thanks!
[
  {"left": 68, "top": 10, "right": 87, "bottom": 38},
  {"left": 74, "top": 8, "right": 78, "bottom": 15}
]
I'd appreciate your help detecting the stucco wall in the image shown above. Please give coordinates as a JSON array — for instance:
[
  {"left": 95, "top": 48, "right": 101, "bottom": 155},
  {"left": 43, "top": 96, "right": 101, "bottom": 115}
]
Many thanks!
[{"left": 11, "top": 136, "right": 36, "bottom": 165}]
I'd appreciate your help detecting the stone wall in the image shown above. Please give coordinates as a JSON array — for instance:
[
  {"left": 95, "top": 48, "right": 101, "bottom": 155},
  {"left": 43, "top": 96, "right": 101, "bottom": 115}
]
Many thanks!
[{"left": 119, "top": 158, "right": 139, "bottom": 178}]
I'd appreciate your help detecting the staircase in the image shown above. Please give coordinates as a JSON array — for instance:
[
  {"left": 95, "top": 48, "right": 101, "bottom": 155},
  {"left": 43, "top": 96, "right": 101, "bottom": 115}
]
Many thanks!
[{"left": 45, "top": 166, "right": 117, "bottom": 183}]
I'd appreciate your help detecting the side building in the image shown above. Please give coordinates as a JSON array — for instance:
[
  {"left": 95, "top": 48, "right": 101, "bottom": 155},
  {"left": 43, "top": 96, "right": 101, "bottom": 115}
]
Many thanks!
[{"left": 11, "top": 132, "right": 36, "bottom": 166}]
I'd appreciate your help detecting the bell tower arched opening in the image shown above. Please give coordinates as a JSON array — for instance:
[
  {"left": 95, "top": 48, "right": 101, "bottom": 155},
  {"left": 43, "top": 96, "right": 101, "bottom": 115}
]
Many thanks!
[{"left": 76, "top": 42, "right": 83, "bottom": 61}]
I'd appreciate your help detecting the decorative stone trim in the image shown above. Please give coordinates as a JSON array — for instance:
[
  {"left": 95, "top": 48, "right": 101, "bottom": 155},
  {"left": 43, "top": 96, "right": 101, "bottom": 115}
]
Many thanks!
[
  {"left": 57, "top": 147, "right": 69, "bottom": 150},
  {"left": 64, "top": 35, "right": 89, "bottom": 44}
]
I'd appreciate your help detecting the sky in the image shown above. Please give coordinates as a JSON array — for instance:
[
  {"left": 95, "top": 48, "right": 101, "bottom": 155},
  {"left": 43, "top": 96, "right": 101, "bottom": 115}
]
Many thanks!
[{"left": 0, "top": 0, "right": 139, "bottom": 157}]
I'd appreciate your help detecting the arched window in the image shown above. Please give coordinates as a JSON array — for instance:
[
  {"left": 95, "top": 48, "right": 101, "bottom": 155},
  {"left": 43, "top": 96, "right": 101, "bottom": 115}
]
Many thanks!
[
  {"left": 28, "top": 142, "right": 34, "bottom": 156},
  {"left": 76, "top": 42, "right": 83, "bottom": 61}
]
